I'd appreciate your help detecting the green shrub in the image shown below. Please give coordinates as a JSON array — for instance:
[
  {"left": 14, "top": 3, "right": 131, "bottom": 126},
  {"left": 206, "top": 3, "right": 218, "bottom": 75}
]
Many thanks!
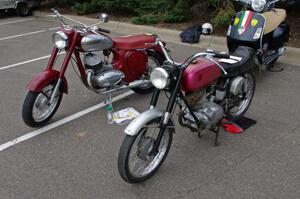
[
  {"left": 56, "top": 0, "right": 235, "bottom": 26},
  {"left": 132, "top": 15, "right": 160, "bottom": 25},
  {"left": 211, "top": 8, "right": 235, "bottom": 27},
  {"left": 163, "top": 10, "right": 187, "bottom": 23},
  {"left": 71, "top": 0, "right": 98, "bottom": 15}
]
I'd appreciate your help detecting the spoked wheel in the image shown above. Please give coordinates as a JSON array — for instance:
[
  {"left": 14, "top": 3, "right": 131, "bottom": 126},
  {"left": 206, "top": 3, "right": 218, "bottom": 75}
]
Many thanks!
[
  {"left": 227, "top": 73, "right": 256, "bottom": 121},
  {"left": 22, "top": 82, "right": 63, "bottom": 127},
  {"left": 118, "top": 118, "right": 173, "bottom": 183},
  {"left": 131, "top": 51, "right": 164, "bottom": 94}
]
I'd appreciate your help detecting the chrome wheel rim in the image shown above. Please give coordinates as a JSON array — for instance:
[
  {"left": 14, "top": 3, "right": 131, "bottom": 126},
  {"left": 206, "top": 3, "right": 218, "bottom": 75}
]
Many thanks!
[
  {"left": 128, "top": 124, "right": 170, "bottom": 178},
  {"left": 32, "top": 85, "right": 60, "bottom": 122},
  {"left": 230, "top": 74, "right": 254, "bottom": 116}
]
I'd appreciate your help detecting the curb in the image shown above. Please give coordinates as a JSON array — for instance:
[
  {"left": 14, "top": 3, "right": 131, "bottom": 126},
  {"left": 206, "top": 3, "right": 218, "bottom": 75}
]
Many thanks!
[{"left": 33, "top": 11, "right": 299, "bottom": 66}]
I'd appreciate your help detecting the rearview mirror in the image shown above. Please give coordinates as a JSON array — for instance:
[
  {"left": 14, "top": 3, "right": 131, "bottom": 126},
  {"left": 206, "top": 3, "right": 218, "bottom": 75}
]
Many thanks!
[{"left": 99, "top": 13, "right": 109, "bottom": 23}]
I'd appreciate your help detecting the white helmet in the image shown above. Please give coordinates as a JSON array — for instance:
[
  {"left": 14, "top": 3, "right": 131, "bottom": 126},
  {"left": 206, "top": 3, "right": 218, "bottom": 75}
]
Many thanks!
[{"left": 202, "top": 23, "right": 213, "bottom": 35}]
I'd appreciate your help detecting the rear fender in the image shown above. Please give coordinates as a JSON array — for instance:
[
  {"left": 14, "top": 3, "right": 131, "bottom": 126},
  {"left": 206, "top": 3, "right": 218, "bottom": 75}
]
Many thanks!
[
  {"left": 124, "top": 108, "right": 163, "bottom": 136},
  {"left": 26, "top": 70, "right": 68, "bottom": 94}
]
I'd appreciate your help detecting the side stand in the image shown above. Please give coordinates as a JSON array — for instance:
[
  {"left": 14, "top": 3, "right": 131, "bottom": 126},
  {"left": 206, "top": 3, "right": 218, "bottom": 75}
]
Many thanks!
[
  {"left": 105, "top": 93, "right": 114, "bottom": 124},
  {"left": 210, "top": 125, "right": 221, "bottom": 147}
]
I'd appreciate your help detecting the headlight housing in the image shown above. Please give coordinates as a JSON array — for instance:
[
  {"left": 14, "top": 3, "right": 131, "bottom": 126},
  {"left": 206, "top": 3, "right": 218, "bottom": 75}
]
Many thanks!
[
  {"left": 251, "top": 0, "right": 266, "bottom": 12},
  {"left": 52, "top": 31, "right": 68, "bottom": 49},
  {"left": 150, "top": 68, "right": 170, "bottom": 89}
]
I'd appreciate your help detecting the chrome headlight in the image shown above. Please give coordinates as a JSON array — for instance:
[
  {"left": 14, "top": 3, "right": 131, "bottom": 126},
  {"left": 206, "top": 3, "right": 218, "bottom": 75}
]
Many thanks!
[
  {"left": 52, "top": 31, "right": 68, "bottom": 49},
  {"left": 251, "top": 0, "right": 266, "bottom": 12},
  {"left": 150, "top": 68, "right": 170, "bottom": 89}
]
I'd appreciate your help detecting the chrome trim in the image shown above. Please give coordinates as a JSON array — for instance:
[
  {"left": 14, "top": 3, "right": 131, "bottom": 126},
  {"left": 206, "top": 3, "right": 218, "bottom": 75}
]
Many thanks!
[
  {"left": 163, "top": 112, "right": 171, "bottom": 125},
  {"left": 50, "top": 79, "right": 62, "bottom": 104},
  {"left": 124, "top": 109, "right": 163, "bottom": 136}
]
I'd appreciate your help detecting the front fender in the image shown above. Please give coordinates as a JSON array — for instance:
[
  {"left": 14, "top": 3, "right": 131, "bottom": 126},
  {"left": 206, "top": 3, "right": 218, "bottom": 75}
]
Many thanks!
[
  {"left": 124, "top": 108, "right": 163, "bottom": 136},
  {"left": 26, "top": 70, "right": 68, "bottom": 94}
]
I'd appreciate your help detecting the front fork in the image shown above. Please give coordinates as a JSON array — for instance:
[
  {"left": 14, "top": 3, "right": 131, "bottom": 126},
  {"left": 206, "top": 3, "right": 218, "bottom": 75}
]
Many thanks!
[
  {"left": 151, "top": 68, "right": 184, "bottom": 153},
  {"left": 48, "top": 32, "right": 82, "bottom": 104}
]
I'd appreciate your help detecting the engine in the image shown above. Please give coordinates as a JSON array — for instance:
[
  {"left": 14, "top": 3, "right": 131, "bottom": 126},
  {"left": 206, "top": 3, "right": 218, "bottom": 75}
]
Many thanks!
[
  {"left": 84, "top": 53, "right": 124, "bottom": 88},
  {"left": 179, "top": 75, "right": 245, "bottom": 130},
  {"left": 180, "top": 90, "right": 224, "bottom": 130}
]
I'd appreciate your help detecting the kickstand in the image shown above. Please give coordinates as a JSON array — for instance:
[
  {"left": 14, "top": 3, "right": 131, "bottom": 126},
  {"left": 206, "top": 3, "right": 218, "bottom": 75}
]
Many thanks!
[{"left": 211, "top": 125, "right": 221, "bottom": 147}]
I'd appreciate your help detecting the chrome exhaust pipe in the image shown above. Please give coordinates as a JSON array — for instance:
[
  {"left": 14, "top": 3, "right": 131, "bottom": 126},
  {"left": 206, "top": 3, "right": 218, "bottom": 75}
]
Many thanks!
[
  {"left": 102, "top": 79, "right": 151, "bottom": 94},
  {"left": 278, "top": 47, "right": 287, "bottom": 56},
  {"left": 87, "top": 70, "right": 150, "bottom": 94}
]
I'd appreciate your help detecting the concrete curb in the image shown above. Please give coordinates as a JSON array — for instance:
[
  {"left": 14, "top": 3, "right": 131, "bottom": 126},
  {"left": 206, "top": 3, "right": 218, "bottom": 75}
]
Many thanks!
[{"left": 33, "top": 11, "right": 299, "bottom": 66}]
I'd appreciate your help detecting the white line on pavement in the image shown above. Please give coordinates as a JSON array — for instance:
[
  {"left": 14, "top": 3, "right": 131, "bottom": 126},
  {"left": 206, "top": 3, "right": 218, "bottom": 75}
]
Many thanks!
[
  {"left": 0, "top": 18, "right": 35, "bottom": 26},
  {"left": 0, "top": 52, "right": 65, "bottom": 71},
  {"left": 0, "top": 55, "right": 50, "bottom": 70},
  {"left": 0, "top": 91, "right": 134, "bottom": 152},
  {"left": 0, "top": 30, "right": 46, "bottom": 41},
  {"left": 0, "top": 27, "right": 59, "bottom": 41}
]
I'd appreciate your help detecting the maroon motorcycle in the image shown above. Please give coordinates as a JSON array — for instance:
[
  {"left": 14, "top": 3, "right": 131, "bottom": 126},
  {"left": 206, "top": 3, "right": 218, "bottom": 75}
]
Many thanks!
[
  {"left": 22, "top": 9, "right": 165, "bottom": 127},
  {"left": 117, "top": 24, "right": 257, "bottom": 183}
]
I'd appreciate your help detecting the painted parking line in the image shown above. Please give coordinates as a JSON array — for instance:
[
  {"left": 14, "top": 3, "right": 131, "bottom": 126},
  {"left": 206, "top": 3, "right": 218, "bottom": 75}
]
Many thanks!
[
  {"left": 0, "top": 18, "right": 35, "bottom": 26},
  {"left": 0, "top": 27, "right": 59, "bottom": 41},
  {"left": 0, "top": 52, "right": 65, "bottom": 71},
  {"left": 0, "top": 90, "right": 134, "bottom": 152}
]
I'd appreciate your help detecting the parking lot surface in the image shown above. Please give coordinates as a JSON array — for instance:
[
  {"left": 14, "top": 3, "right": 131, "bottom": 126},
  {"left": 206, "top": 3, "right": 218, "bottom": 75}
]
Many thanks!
[{"left": 0, "top": 15, "right": 299, "bottom": 199}]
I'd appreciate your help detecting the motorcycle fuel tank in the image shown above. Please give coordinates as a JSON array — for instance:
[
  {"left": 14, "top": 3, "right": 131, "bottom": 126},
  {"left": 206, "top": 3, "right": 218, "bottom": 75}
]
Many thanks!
[
  {"left": 81, "top": 34, "right": 113, "bottom": 52},
  {"left": 181, "top": 58, "right": 221, "bottom": 92}
]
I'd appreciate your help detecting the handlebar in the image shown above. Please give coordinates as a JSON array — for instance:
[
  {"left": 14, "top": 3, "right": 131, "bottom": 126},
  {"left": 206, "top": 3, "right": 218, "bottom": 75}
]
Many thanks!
[{"left": 50, "top": 9, "right": 110, "bottom": 34}]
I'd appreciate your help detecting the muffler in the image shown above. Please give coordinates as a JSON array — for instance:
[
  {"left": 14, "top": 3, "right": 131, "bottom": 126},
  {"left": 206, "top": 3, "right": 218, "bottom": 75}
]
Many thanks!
[{"left": 87, "top": 70, "right": 150, "bottom": 94}]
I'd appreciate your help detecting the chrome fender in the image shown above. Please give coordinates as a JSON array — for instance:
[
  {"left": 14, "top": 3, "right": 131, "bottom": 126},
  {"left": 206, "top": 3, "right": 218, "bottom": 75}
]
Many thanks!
[{"left": 124, "top": 108, "right": 163, "bottom": 136}]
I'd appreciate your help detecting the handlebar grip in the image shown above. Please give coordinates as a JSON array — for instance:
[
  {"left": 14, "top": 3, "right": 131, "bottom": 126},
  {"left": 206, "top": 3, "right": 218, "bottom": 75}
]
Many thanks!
[
  {"left": 214, "top": 53, "right": 230, "bottom": 59},
  {"left": 98, "top": 27, "right": 111, "bottom": 34}
]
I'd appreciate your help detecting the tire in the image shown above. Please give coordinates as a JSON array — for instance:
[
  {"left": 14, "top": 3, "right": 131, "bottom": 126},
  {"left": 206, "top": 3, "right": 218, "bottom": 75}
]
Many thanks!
[
  {"left": 16, "top": 3, "right": 31, "bottom": 17},
  {"left": 22, "top": 82, "right": 63, "bottom": 127},
  {"left": 118, "top": 117, "right": 173, "bottom": 183},
  {"left": 131, "top": 51, "right": 164, "bottom": 94},
  {"left": 226, "top": 73, "right": 256, "bottom": 121}
]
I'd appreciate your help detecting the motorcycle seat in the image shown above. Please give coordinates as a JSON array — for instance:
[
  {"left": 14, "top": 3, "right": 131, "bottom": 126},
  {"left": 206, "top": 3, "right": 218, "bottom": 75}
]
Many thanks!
[
  {"left": 112, "top": 34, "right": 157, "bottom": 49},
  {"left": 262, "top": 9, "right": 287, "bottom": 35},
  {"left": 219, "top": 46, "right": 255, "bottom": 76}
]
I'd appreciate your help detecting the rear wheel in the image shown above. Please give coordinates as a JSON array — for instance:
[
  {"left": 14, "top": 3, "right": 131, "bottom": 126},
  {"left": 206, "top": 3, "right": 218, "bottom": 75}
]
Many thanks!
[
  {"left": 16, "top": 3, "right": 31, "bottom": 17},
  {"left": 131, "top": 51, "right": 164, "bottom": 94},
  {"left": 118, "top": 118, "right": 173, "bottom": 183},
  {"left": 22, "top": 82, "right": 63, "bottom": 127},
  {"left": 227, "top": 73, "right": 256, "bottom": 121}
]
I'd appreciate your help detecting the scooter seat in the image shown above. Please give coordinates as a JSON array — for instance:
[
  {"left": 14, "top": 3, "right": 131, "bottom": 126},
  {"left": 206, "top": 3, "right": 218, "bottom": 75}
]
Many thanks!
[
  {"left": 113, "top": 34, "right": 157, "bottom": 49},
  {"left": 263, "top": 9, "right": 287, "bottom": 35},
  {"left": 219, "top": 46, "right": 255, "bottom": 76}
]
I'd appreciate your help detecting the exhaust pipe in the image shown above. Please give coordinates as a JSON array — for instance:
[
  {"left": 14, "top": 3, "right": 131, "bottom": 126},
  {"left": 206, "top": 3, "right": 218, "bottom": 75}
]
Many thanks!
[
  {"left": 278, "top": 47, "right": 287, "bottom": 56},
  {"left": 102, "top": 79, "right": 151, "bottom": 94},
  {"left": 87, "top": 70, "right": 151, "bottom": 94}
]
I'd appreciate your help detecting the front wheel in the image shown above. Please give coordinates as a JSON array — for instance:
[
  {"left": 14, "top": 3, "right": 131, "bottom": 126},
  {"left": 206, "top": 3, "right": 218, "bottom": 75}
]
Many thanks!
[
  {"left": 118, "top": 118, "right": 173, "bottom": 183},
  {"left": 131, "top": 51, "right": 164, "bottom": 94},
  {"left": 227, "top": 73, "right": 256, "bottom": 121},
  {"left": 22, "top": 83, "right": 63, "bottom": 127}
]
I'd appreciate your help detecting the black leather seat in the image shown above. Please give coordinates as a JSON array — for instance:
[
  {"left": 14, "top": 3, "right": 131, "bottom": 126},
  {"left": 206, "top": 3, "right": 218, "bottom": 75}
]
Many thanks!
[{"left": 219, "top": 46, "right": 256, "bottom": 76}]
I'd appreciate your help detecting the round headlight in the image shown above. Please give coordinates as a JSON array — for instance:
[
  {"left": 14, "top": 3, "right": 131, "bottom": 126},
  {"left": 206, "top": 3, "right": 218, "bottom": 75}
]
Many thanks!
[
  {"left": 251, "top": 0, "right": 266, "bottom": 12},
  {"left": 52, "top": 31, "right": 68, "bottom": 49},
  {"left": 150, "top": 68, "right": 170, "bottom": 89}
]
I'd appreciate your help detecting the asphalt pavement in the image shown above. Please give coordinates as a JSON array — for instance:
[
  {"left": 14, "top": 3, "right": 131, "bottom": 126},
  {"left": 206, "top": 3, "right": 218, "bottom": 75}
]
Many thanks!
[{"left": 0, "top": 14, "right": 299, "bottom": 199}]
